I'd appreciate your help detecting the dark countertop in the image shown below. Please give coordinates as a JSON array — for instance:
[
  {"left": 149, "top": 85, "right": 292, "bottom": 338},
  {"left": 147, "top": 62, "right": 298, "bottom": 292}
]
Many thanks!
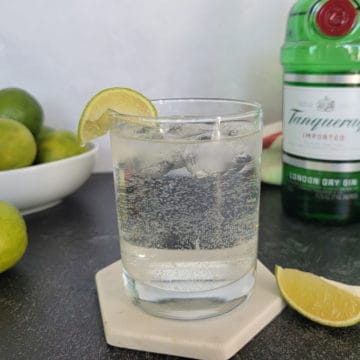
[{"left": 0, "top": 173, "right": 359, "bottom": 360}]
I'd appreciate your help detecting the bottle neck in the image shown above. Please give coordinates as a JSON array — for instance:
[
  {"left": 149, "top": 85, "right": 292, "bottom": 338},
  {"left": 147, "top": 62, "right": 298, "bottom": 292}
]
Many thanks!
[{"left": 281, "top": 43, "right": 360, "bottom": 73}]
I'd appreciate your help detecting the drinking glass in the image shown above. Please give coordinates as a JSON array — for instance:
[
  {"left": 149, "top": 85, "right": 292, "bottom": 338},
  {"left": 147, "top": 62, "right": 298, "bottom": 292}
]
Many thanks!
[{"left": 109, "top": 98, "right": 263, "bottom": 320}]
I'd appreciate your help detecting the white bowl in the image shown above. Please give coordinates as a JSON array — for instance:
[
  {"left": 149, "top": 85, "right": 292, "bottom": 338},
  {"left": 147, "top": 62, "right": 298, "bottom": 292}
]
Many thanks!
[{"left": 0, "top": 143, "right": 98, "bottom": 215}]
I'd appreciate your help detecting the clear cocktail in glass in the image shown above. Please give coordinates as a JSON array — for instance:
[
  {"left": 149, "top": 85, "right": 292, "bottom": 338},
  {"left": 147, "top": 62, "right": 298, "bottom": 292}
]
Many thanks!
[{"left": 109, "top": 98, "right": 262, "bottom": 320}]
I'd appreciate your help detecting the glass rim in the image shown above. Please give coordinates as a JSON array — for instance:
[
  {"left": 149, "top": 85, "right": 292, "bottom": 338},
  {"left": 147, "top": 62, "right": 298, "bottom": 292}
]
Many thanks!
[{"left": 108, "top": 97, "right": 262, "bottom": 124}]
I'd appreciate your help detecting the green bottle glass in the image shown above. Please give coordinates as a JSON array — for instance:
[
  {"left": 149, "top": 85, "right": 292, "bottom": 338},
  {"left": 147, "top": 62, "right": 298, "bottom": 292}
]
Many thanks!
[{"left": 281, "top": 0, "right": 360, "bottom": 223}]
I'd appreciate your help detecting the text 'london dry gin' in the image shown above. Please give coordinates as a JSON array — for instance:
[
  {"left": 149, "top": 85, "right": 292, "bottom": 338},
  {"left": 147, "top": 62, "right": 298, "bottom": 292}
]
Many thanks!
[{"left": 281, "top": 0, "right": 360, "bottom": 223}]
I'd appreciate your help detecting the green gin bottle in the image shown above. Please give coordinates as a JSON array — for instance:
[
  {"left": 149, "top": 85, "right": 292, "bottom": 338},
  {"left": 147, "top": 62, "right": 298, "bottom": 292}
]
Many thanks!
[{"left": 281, "top": 0, "right": 360, "bottom": 223}]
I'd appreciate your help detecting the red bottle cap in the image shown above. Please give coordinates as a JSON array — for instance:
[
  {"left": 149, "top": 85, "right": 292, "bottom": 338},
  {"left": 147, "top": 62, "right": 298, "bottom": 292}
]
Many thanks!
[{"left": 316, "top": 0, "right": 358, "bottom": 36}]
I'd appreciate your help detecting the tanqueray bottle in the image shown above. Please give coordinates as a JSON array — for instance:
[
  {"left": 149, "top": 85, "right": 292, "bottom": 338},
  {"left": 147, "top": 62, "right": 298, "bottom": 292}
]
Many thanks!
[{"left": 281, "top": 0, "right": 360, "bottom": 223}]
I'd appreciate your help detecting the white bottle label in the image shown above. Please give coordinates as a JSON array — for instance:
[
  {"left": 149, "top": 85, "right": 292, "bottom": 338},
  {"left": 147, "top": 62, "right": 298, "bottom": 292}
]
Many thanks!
[{"left": 283, "top": 85, "right": 360, "bottom": 161}]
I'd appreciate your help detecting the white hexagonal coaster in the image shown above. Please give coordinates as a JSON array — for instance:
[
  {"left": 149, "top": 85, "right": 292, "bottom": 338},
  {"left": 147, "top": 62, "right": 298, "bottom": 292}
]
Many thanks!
[{"left": 95, "top": 260, "right": 285, "bottom": 360}]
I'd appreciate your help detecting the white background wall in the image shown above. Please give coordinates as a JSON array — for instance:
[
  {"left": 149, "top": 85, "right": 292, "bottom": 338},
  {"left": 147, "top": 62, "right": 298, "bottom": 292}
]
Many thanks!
[{"left": 0, "top": 0, "right": 295, "bottom": 172}]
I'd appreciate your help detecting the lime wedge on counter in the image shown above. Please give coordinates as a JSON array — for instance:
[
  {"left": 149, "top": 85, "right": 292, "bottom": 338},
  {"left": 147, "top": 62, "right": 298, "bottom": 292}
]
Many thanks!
[
  {"left": 275, "top": 265, "right": 360, "bottom": 327},
  {"left": 78, "top": 87, "right": 157, "bottom": 145}
]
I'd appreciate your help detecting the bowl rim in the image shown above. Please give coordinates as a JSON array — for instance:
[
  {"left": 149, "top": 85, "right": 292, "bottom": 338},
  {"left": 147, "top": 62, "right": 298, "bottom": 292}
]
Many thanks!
[{"left": 0, "top": 142, "right": 98, "bottom": 175}]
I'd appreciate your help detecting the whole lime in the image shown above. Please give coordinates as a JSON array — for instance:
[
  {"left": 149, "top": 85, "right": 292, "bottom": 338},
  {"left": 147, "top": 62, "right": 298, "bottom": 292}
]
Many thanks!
[
  {"left": 36, "top": 125, "right": 55, "bottom": 141},
  {"left": 0, "top": 118, "right": 37, "bottom": 170},
  {"left": 36, "top": 130, "right": 86, "bottom": 163},
  {"left": 0, "top": 201, "right": 28, "bottom": 273},
  {"left": 0, "top": 87, "right": 43, "bottom": 136}
]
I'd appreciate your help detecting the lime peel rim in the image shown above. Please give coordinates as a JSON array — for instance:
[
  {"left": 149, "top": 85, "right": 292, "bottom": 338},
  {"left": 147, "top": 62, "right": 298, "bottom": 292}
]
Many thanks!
[{"left": 77, "top": 87, "right": 158, "bottom": 145}]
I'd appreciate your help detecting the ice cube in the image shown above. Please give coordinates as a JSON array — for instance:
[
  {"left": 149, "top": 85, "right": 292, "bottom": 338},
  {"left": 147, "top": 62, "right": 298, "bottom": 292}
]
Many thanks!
[
  {"left": 229, "top": 153, "right": 253, "bottom": 172},
  {"left": 160, "top": 122, "right": 214, "bottom": 140},
  {"left": 183, "top": 140, "right": 247, "bottom": 178},
  {"left": 135, "top": 125, "right": 163, "bottom": 140},
  {"left": 133, "top": 148, "right": 185, "bottom": 178},
  {"left": 139, "top": 160, "right": 174, "bottom": 178}
]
